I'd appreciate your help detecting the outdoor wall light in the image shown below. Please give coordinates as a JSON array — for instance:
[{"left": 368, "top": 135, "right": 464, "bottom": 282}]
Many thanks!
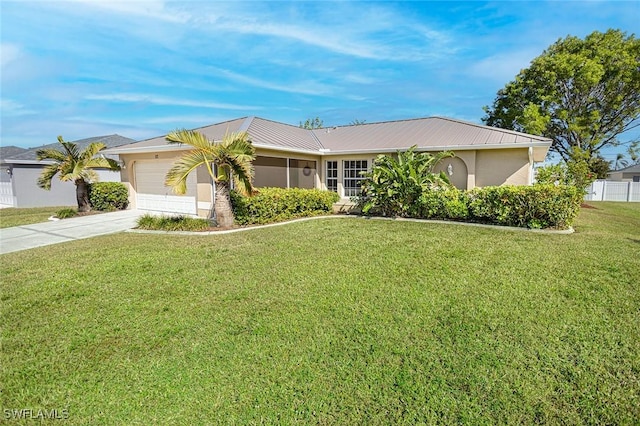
[
  {"left": 447, "top": 163, "right": 453, "bottom": 176},
  {"left": 120, "top": 160, "right": 126, "bottom": 169}
]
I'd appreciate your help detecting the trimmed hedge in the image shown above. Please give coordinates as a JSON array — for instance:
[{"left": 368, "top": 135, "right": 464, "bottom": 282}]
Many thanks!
[
  {"left": 418, "top": 188, "right": 469, "bottom": 220},
  {"left": 359, "top": 184, "right": 582, "bottom": 230},
  {"left": 89, "top": 182, "right": 129, "bottom": 211},
  {"left": 231, "top": 187, "right": 340, "bottom": 225},
  {"left": 467, "top": 184, "right": 583, "bottom": 229}
]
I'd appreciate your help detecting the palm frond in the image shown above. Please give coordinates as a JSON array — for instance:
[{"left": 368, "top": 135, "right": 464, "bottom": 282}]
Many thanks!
[
  {"left": 166, "top": 129, "right": 214, "bottom": 151},
  {"left": 37, "top": 164, "right": 60, "bottom": 189},
  {"left": 84, "top": 157, "right": 121, "bottom": 171},
  {"left": 36, "top": 148, "right": 67, "bottom": 162},
  {"left": 165, "top": 150, "right": 211, "bottom": 194},
  {"left": 79, "top": 142, "right": 107, "bottom": 163}
]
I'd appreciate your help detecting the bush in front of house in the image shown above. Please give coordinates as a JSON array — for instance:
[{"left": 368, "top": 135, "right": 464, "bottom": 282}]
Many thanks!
[
  {"left": 136, "top": 214, "right": 211, "bottom": 231},
  {"left": 231, "top": 187, "right": 340, "bottom": 225},
  {"left": 89, "top": 182, "right": 129, "bottom": 211},
  {"left": 417, "top": 188, "right": 469, "bottom": 220},
  {"left": 467, "top": 184, "right": 583, "bottom": 229}
]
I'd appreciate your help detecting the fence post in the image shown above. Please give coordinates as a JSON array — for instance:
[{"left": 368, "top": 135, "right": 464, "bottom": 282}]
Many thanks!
[
  {"left": 601, "top": 180, "right": 606, "bottom": 201},
  {"left": 628, "top": 181, "right": 632, "bottom": 202}
]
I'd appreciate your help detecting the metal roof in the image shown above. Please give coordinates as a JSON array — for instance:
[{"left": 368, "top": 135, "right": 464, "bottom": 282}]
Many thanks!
[
  {"left": 611, "top": 163, "right": 640, "bottom": 173},
  {"left": 5, "top": 134, "right": 136, "bottom": 163},
  {"left": 104, "top": 116, "right": 552, "bottom": 155},
  {"left": 313, "top": 117, "right": 551, "bottom": 152},
  {"left": 0, "top": 146, "right": 28, "bottom": 161}
]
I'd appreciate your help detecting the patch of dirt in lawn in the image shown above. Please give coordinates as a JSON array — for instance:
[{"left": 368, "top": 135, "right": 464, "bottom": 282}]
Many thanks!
[{"left": 581, "top": 203, "right": 597, "bottom": 209}]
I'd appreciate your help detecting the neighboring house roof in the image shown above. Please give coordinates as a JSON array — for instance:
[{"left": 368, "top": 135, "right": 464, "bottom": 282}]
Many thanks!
[
  {"left": 0, "top": 146, "right": 28, "bottom": 161},
  {"left": 609, "top": 163, "right": 640, "bottom": 173},
  {"left": 5, "top": 135, "right": 136, "bottom": 164},
  {"left": 104, "top": 116, "right": 552, "bottom": 157}
]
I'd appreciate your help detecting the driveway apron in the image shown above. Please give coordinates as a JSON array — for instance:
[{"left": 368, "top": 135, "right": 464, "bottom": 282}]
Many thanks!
[{"left": 0, "top": 209, "right": 144, "bottom": 255}]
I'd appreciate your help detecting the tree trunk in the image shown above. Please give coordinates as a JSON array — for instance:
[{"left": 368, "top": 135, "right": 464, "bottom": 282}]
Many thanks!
[
  {"left": 214, "top": 181, "right": 234, "bottom": 228},
  {"left": 75, "top": 179, "right": 91, "bottom": 212}
]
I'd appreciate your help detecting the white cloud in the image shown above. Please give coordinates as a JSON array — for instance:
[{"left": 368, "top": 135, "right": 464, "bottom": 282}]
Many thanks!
[
  {"left": 211, "top": 68, "right": 335, "bottom": 97},
  {"left": 0, "top": 43, "right": 21, "bottom": 69},
  {"left": 85, "top": 93, "right": 262, "bottom": 111},
  {"left": 467, "top": 49, "right": 540, "bottom": 82},
  {"left": 0, "top": 98, "right": 37, "bottom": 116},
  {"left": 64, "top": 0, "right": 190, "bottom": 23}
]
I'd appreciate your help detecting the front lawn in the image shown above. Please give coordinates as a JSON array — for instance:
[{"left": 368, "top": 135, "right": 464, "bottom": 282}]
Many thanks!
[
  {"left": 1, "top": 202, "right": 639, "bottom": 424},
  {"left": 0, "top": 206, "right": 74, "bottom": 228}
]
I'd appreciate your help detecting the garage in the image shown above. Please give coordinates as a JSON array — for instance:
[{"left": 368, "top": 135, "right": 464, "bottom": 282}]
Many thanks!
[{"left": 134, "top": 160, "right": 197, "bottom": 215}]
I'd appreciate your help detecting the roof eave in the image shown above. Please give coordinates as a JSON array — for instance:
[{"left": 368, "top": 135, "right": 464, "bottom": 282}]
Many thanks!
[{"left": 321, "top": 142, "right": 552, "bottom": 156}]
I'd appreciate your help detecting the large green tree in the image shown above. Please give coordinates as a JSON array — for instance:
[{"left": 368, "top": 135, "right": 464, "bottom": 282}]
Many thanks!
[
  {"left": 483, "top": 29, "right": 640, "bottom": 166},
  {"left": 36, "top": 136, "right": 121, "bottom": 212},
  {"left": 165, "top": 130, "right": 256, "bottom": 228}
]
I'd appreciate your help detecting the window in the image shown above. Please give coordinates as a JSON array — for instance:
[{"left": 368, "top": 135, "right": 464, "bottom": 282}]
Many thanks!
[
  {"left": 326, "top": 161, "right": 338, "bottom": 192},
  {"left": 633, "top": 176, "right": 640, "bottom": 183},
  {"left": 343, "top": 160, "right": 368, "bottom": 197}
]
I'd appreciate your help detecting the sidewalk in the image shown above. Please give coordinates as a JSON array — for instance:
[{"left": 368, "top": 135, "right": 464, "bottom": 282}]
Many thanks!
[{"left": 0, "top": 209, "right": 144, "bottom": 255}]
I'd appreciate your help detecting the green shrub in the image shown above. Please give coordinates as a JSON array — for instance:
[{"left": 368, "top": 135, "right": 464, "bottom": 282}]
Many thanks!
[
  {"left": 231, "top": 187, "right": 340, "bottom": 225},
  {"left": 56, "top": 208, "right": 77, "bottom": 219},
  {"left": 136, "top": 214, "right": 211, "bottom": 231},
  {"left": 467, "top": 184, "right": 582, "bottom": 229},
  {"left": 89, "top": 182, "right": 129, "bottom": 211},
  {"left": 418, "top": 188, "right": 469, "bottom": 220},
  {"left": 357, "top": 147, "right": 455, "bottom": 217}
]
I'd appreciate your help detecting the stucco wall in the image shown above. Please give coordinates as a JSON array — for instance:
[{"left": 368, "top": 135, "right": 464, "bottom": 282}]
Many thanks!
[
  {"left": 12, "top": 164, "right": 120, "bottom": 207},
  {"left": 475, "top": 149, "right": 531, "bottom": 187}
]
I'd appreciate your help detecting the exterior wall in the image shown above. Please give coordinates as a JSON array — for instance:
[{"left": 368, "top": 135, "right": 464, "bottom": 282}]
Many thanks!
[
  {"left": 608, "top": 171, "right": 640, "bottom": 182},
  {"left": 433, "top": 155, "right": 469, "bottom": 190},
  {"left": 475, "top": 148, "right": 531, "bottom": 187},
  {"left": 11, "top": 164, "right": 120, "bottom": 208}
]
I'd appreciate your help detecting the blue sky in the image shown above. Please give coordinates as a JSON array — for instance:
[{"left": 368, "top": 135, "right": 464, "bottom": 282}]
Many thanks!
[{"left": 1, "top": 1, "right": 638, "bottom": 162}]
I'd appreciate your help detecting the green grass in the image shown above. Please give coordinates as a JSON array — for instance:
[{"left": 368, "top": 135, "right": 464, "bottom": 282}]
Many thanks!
[
  {"left": 0, "top": 206, "right": 74, "bottom": 228},
  {"left": 1, "top": 202, "right": 639, "bottom": 424},
  {"left": 136, "top": 214, "right": 211, "bottom": 231}
]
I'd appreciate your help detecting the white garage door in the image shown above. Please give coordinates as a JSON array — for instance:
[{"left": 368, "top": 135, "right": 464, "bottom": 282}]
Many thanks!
[{"left": 134, "top": 161, "right": 197, "bottom": 215}]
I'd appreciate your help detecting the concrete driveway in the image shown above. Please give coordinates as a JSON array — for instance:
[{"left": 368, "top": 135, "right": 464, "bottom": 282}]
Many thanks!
[{"left": 0, "top": 209, "right": 144, "bottom": 255}]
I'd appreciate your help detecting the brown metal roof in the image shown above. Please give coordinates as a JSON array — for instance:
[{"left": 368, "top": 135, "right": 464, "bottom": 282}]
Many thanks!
[{"left": 105, "top": 116, "right": 551, "bottom": 155}]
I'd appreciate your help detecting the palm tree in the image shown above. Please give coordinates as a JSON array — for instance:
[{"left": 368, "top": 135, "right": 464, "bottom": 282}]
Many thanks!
[
  {"left": 36, "top": 136, "right": 121, "bottom": 212},
  {"left": 164, "top": 130, "right": 256, "bottom": 228}
]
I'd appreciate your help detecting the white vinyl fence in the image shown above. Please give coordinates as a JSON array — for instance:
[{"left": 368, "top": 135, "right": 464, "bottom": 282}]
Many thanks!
[
  {"left": 585, "top": 180, "right": 640, "bottom": 202},
  {"left": 0, "top": 182, "right": 15, "bottom": 207}
]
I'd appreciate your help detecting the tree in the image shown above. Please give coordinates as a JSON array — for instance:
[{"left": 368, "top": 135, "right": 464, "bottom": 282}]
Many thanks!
[
  {"left": 358, "top": 146, "right": 454, "bottom": 217},
  {"left": 589, "top": 156, "right": 611, "bottom": 179},
  {"left": 299, "top": 117, "right": 323, "bottom": 129},
  {"left": 36, "top": 136, "right": 121, "bottom": 212},
  {"left": 483, "top": 29, "right": 640, "bottom": 169},
  {"left": 165, "top": 130, "right": 256, "bottom": 228}
]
